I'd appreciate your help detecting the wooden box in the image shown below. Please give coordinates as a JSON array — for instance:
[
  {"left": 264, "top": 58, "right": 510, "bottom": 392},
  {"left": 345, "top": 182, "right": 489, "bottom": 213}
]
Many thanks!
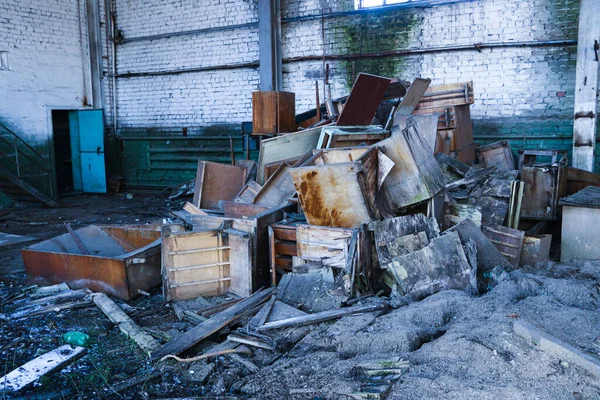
[
  {"left": 22, "top": 225, "right": 162, "bottom": 300},
  {"left": 476, "top": 140, "right": 514, "bottom": 170},
  {"left": 252, "top": 91, "right": 296, "bottom": 135},
  {"left": 161, "top": 225, "right": 252, "bottom": 300}
]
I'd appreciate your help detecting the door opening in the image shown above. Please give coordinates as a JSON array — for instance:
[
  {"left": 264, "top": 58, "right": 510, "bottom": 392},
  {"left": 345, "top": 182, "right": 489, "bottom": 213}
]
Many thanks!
[{"left": 51, "top": 110, "right": 74, "bottom": 194}]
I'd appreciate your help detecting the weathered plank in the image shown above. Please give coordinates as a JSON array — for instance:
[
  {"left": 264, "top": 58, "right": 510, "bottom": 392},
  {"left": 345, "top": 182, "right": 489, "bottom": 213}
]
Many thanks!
[
  {"left": 257, "top": 302, "right": 387, "bottom": 331},
  {"left": 0, "top": 345, "right": 87, "bottom": 391},
  {"left": 151, "top": 288, "right": 274, "bottom": 360},
  {"left": 481, "top": 224, "right": 525, "bottom": 268},
  {"left": 92, "top": 293, "right": 160, "bottom": 355}
]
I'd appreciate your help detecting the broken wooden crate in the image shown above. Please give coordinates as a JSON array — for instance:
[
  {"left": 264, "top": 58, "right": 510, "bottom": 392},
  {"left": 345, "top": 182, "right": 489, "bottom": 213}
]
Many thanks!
[
  {"left": 476, "top": 140, "right": 514, "bottom": 170},
  {"left": 162, "top": 225, "right": 253, "bottom": 301},
  {"left": 22, "top": 225, "right": 162, "bottom": 300},
  {"left": 183, "top": 204, "right": 294, "bottom": 291},
  {"left": 519, "top": 150, "right": 567, "bottom": 221},
  {"left": 193, "top": 160, "right": 247, "bottom": 210}
]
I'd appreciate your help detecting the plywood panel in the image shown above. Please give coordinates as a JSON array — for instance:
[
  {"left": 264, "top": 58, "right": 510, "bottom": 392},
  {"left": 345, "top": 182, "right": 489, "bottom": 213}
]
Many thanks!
[
  {"left": 337, "top": 73, "right": 392, "bottom": 126},
  {"left": 193, "top": 161, "right": 246, "bottom": 210},
  {"left": 253, "top": 164, "right": 296, "bottom": 208},
  {"left": 290, "top": 163, "right": 372, "bottom": 228}
]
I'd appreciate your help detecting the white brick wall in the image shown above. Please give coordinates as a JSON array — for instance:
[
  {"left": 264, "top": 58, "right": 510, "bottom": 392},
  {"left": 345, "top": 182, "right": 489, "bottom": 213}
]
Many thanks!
[{"left": 0, "top": 0, "right": 91, "bottom": 145}]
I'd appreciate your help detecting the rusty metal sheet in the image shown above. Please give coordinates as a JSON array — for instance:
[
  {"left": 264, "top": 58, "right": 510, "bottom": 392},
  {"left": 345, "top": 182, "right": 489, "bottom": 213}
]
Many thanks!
[
  {"left": 21, "top": 225, "right": 162, "bottom": 300},
  {"left": 337, "top": 73, "right": 392, "bottom": 126}
]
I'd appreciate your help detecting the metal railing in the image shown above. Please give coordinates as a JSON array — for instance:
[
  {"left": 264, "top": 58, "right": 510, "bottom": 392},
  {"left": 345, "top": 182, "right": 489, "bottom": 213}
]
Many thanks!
[{"left": 0, "top": 122, "right": 55, "bottom": 203}]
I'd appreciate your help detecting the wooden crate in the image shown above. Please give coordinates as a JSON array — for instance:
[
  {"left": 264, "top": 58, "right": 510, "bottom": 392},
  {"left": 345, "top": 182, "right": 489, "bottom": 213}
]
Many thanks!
[{"left": 252, "top": 91, "right": 295, "bottom": 135}]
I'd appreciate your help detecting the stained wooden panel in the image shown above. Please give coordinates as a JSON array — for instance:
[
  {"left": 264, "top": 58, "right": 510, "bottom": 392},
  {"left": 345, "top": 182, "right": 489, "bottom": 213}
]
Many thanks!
[
  {"left": 337, "top": 73, "right": 392, "bottom": 126},
  {"left": 296, "top": 225, "right": 354, "bottom": 268},
  {"left": 476, "top": 140, "right": 514, "bottom": 170},
  {"left": 193, "top": 161, "right": 246, "bottom": 210},
  {"left": 290, "top": 163, "right": 372, "bottom": 228}
]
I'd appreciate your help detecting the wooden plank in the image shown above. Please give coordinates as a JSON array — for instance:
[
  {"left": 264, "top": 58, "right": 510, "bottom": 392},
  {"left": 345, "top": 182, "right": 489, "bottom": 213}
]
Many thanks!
[
  {"left": 566, "top": 166, "right": 600, "bottom": 195},
  {"left": 272, "top": 225, "right": 297, "bottom": 241},
  {"left": 394, "top": 77, "right": 431, "bottom": 117},
  {"left": 274, "top": 241, "right": 297, "bottom": 256},
  {"left": 0, "top": 345, "right": 87, "bottom": 391},
  {"left": 415, "top": 81, "right": 474, "bottom": 110},
  {"left": 386, "top": 231, "right": 474, "bottom": 300},
  {"left": 257, "top": 302, "right": 387, "bottom": 331},
  {"left": 290, "top": 163, "right": 372, "bottom": 228},
  {"left": 276, "top": 91, "right": 296, "bottom": 133},
  {"left": 256, "top": 126, "right": 324, "bottom": 184},
  {"left": 514, "top": 319, "right": 600, "bottom": 378},
  {"left": 193, "top": 161, "right": 247, "bottom": 210},
  {"left": 183, "top": 202, "right": 207, "bottom": 215},
  {"left": 92, "top": 292, "right": 160, "bottom": 355},
  {"left": 476, "top": 140, "right": 514, "bottom": 171},
  {"left": 253, "top": 163, "right": 296, "bottom": 208},
  {"left": 452, "top": 105, "right": 475, "bottom": 165},
  {"left": 151, "top": 288, "right": 274, "bottom": 360},
  {"left": 229, "top": 232, "right": 253, "bottom": 297},
  {"left": 336, "top": 73, "right": 392, "bottom": 126}
]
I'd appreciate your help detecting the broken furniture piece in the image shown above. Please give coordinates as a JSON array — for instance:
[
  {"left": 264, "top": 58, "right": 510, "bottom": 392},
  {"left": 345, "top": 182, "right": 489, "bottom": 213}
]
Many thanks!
[
  {"left": 193, "top": 160, "right": 247, "bottom": 210},
  {"left": 413, "top": 81, "right": 475, "bottom": 164},
  {"left": 269, "top": 219, "right": 299, "bottom": 285},
  {"left": 559, "top": 186, "right": 600, "bottom": 262},
  {"left": 316, "top": 125, "right": 389, "bottom": 149},
  {"left": 519, "top": 150, "right": 567, "bottom": 221},
  {"left": 22, "top": 225, "right": 162, "bottom": 300},
  {"left": 252, "top": 91, "right": 296, "bottom": 135},
  {"left": 521, "top": 234, "right": 552, "bottom": 266},
  {"left": 481, "top": 224, "right": 525, "bottom": 268},
  {"left": 336, "top": 73, "right": 392, "bottom": 126},
  {"left": 162, "top": 225, "right": 252, "bottom": 300},
  {"left": 476, "top": 140, "right": 515, "bottom": 170}
]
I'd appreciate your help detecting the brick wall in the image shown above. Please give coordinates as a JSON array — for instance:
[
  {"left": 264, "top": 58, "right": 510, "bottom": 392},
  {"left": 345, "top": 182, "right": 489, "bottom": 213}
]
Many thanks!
[
  {"left": 104, "top": 0, "right": 584, "bottom": 141},
  {"left": 0, "top": 0, "right": 91, "bottom": 146}
]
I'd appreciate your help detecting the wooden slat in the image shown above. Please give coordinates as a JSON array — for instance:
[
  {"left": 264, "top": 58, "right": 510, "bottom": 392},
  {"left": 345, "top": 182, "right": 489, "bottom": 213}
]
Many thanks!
[{"left": 274, "top": 241, "right": 297, "bottom": 256}]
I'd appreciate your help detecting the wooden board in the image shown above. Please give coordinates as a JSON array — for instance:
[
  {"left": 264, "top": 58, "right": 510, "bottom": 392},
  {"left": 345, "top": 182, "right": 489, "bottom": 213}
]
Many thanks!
[
  {"left": 162, "top": 226, "right": 231, "bottom": 300},
  {"left": 290, "top": 163, "right": 372, "bottom": 228},
  {"left": 377, "top": 120, "right": 445, "bottom": 211},
  {"left": 394, "top": 77, "right": 431, "bottom": 117},
  {"left": 253, "top": 163, "right": 296, "bottom": 208},
  {"left": 228, "top": 232, "right": 253, "bottom": 297},
  {"left": 476, "top": 140, "right": 514, "bottom": 170},
  {"left": 336, "top": 73, "right": 392, "bottom": 126},
  {"left": 481, "top": 224, "right": 525, "bottom": 268},
  {"left": 566, "top": 166, "right": 600, "bottom": 195},
  {"left": 296, "top": 225, "right": 354, "bottom": 268},
  {"left": 193, "top": 161, "right": 247, "bottom": 210},
  {"left": 223, "top": 201, "right": 270, "bottom": 219},
  {"left": 0, "top": 345, "right": 87, "bottom": 391},
  {"left": 317, "top": 126, "right": 389, "bottom": 149},
  {"left": 386, "top": 231, "right": 474, "bottom": 300},
  {"left": 256, "top": 126, "right": 324, "bottom": 184},
  {"left": 415, "top": 81, "right": 474, "bottom": 111}
]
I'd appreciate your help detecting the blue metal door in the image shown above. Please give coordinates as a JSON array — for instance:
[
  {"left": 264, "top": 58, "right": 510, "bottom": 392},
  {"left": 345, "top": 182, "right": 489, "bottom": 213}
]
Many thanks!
[{"left": 68, "top": 110, "right": 107, "bottom": 193}]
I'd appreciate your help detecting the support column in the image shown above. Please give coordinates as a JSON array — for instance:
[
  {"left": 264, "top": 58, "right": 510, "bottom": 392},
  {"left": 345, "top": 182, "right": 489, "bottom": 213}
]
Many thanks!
[
  {"left": 572, "top": 0, "right": 600, "bottom": 171},
  {"left": 258, "top": 0, "right": 282, "bottom": 91}
]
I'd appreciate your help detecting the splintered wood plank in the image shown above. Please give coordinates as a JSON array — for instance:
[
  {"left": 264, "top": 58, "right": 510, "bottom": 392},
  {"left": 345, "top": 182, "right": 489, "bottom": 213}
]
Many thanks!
[
  {"left": 257, "top": 127, "right": 324, "bottom": 184},
  {"left": 290, "top": 163, "right": 372, "bottom": 228},
  {"left": 193, "top": 161, "right": 246, "bottom": 210},
  {"left": 337, "top": 73, "right": 392, "bottom": 126},
  {"left": 0, "top": 345, "right": 87, "bottom": 391},
  {"left": 151, "top": 288, "right": 274, "bottom": 360}
]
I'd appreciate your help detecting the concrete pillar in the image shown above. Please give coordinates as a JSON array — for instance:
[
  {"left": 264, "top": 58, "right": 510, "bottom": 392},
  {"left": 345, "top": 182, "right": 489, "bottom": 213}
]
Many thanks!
[
  {"left": 86, "top": 0, "right": 103, "bottom": 108},
  {"left": 258, "top": 0, "right": 282, "bottom": 91},
  {"left": 572, "top": 0, "right": 600, "bottom": 171}
]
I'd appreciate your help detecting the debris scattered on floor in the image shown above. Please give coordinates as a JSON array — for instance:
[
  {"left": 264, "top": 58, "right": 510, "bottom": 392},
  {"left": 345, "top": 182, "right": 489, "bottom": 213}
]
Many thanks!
[{"left": 2, "top": 73, "right": 600, "bottom": 399}]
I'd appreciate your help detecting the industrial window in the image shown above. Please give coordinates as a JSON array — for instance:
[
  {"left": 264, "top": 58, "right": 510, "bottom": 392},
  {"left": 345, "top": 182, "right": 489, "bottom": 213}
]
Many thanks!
[{"left": 355, "top": 0, "right": 458, "bottom": 9}]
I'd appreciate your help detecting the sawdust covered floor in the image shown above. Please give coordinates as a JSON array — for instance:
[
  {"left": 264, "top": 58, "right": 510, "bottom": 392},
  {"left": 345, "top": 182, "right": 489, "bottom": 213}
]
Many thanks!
[{"left": 1, "top": 193, "right": 600, "bottom": 399}]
